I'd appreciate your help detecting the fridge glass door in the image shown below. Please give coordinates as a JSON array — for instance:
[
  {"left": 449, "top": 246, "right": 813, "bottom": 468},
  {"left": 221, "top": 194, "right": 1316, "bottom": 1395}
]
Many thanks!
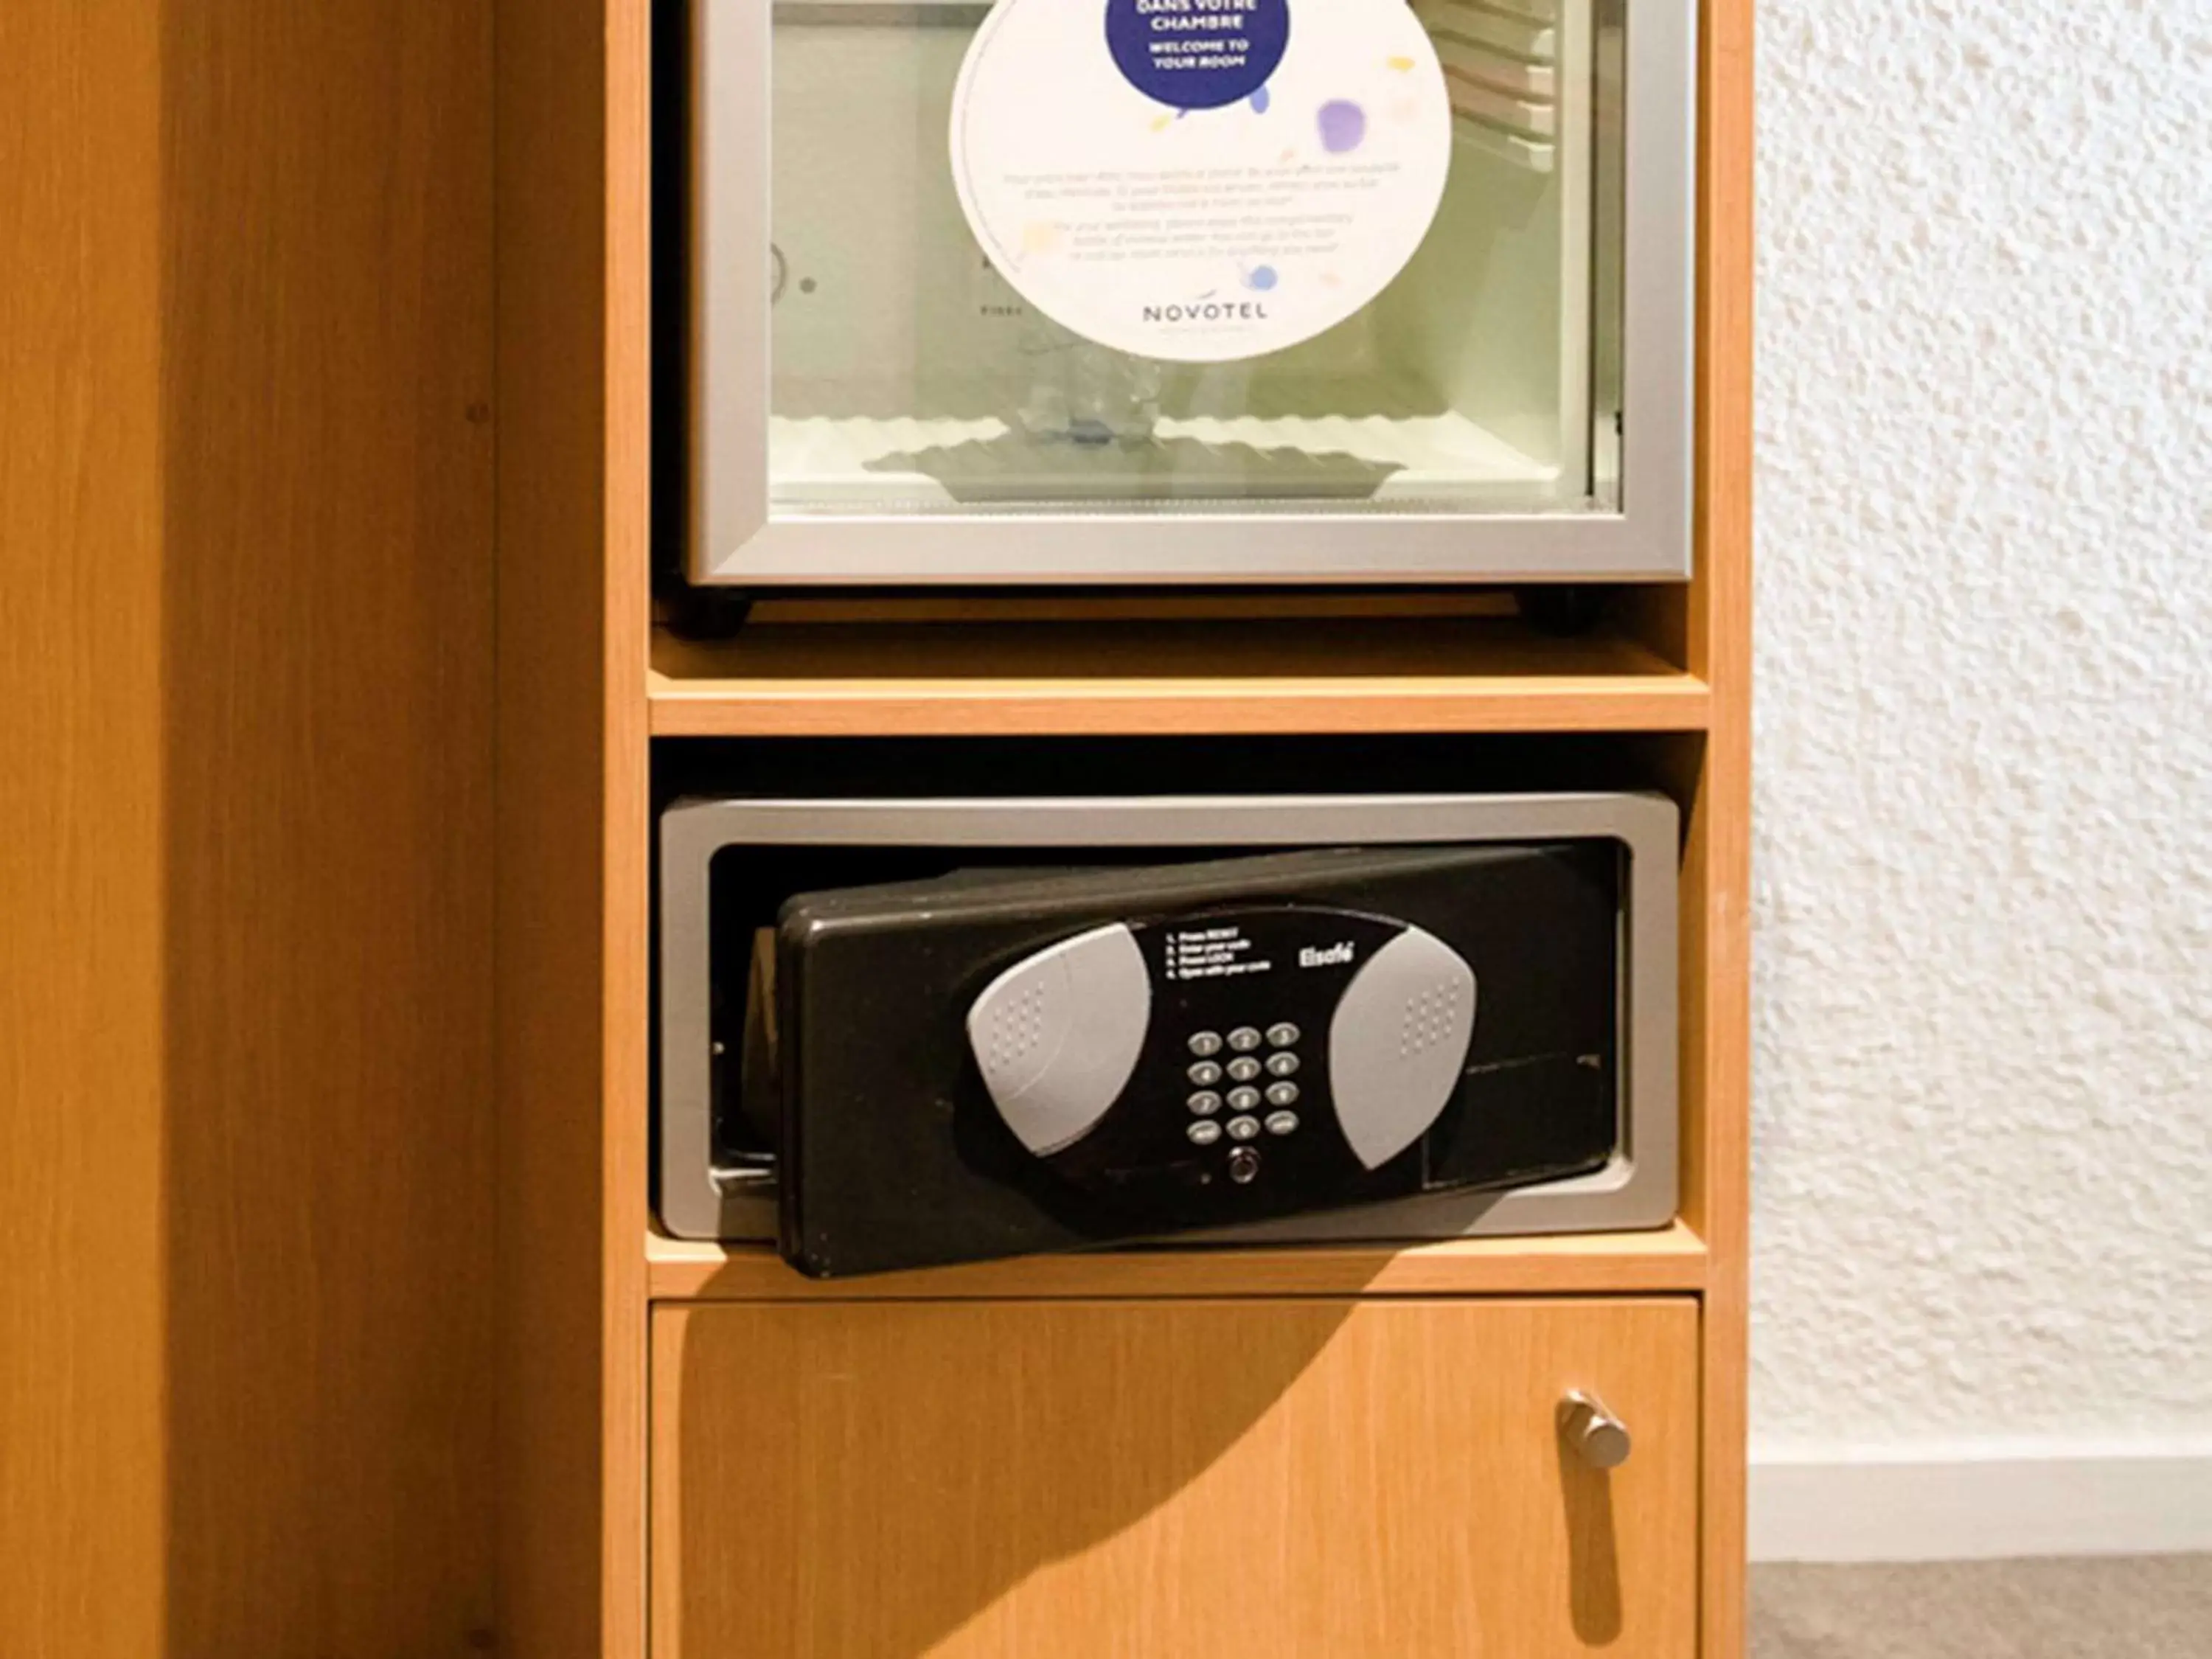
[{"left": 695, "top": 0, "right": 1693, "bottom": 580}]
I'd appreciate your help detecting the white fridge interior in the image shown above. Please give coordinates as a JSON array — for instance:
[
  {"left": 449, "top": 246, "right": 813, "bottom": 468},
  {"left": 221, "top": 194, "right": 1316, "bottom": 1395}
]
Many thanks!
[{"left": 765, "top": 0, "right": 1617, "bottom": 516}]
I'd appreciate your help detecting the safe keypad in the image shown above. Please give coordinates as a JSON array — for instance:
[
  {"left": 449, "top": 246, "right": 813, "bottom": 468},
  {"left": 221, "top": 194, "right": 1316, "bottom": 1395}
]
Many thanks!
[{"left": 1186, "top": 1021, "right": 1302, "bottom": 1169}]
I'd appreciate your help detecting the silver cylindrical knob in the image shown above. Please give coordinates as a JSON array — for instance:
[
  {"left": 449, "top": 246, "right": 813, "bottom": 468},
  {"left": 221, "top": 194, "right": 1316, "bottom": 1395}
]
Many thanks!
[{"left": 1559, "top": 1391, "right": 1632, "bottom": 1470}]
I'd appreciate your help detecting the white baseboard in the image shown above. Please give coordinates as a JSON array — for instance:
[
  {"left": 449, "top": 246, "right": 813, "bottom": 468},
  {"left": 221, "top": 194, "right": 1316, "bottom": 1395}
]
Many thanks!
[{"left": 1750, "top": 1440, "right": 2212, "bottom": 1563}]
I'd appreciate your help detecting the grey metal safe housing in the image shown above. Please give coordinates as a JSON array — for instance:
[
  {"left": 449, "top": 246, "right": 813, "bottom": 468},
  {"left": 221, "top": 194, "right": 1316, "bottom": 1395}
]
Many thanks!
[{"left": 658, "top": 791, "right": 1678, "bottom": 1276}]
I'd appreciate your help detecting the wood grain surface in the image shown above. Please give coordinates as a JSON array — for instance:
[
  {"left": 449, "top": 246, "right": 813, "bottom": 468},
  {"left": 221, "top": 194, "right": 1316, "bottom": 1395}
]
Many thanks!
[
  {"left": 1, "top": 1, "right": 167, "bottom": 1650},
  {"left": 653, "top": 1298, "right": 1700, "bottom": 1659},
  {"left": 1688, "top": 1, "right": 1758, "bottom": 1654},
  {"left": 605, "top": 0, "right": 658, "bottom": 1648},
  {"left": 647, "top": 1222, "right": 1709, "bottom": 1302},
  {"left": 4, "top": 0, "right": 498, "bottom": 1650},
  {"left": 493, "top": 0, "right": 617, "bottom": 1650},
  {"left": 650, "top": 621, "right": 1711, "bottom": 737}
]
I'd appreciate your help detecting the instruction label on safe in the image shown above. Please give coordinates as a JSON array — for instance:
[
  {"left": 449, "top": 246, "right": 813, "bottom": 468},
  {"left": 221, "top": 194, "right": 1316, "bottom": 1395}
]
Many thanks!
[
  {"left": 949, "top": 0, "right": 1450, "bottom": 362},
  {"left": 1164, "top": 925, "right": 1275, "bottom": 981}
]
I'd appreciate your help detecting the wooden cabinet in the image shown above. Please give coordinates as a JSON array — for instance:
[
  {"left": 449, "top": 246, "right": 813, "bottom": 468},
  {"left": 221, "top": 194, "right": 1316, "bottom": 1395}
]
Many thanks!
[
  {"left": 652, "top": 1298, "right": 1699, "bottom": 1659},
  {"left": 490, "top": 0, "right": 1751, "bottom": 1651},
  {"left": 7, "top": 0, "right": 1744, "bottom": 1648}
]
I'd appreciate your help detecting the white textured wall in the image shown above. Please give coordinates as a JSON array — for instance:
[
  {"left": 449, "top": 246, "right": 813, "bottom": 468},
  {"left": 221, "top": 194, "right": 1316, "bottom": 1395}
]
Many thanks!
[{"left": 1753, "top": 0, "right": 2212, "bottom": 1451}]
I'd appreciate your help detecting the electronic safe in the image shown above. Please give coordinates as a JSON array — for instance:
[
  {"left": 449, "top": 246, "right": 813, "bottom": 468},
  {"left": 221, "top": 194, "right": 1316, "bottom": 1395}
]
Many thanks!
[{"left": 658, "top": 791, "right": 1677, "bottom": 1276}]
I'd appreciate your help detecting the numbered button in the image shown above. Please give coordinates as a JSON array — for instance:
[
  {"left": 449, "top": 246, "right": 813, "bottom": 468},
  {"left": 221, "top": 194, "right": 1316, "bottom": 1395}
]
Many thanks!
[
  {"left": 1226, "top": 1056, "right": 1262, "bottom": 1083},
  {"left": 1188, "top": 1031, "right": 1224, "bottom": 1058},
  {"left": 1226, "top": 1114, "right": 1262, "bottom": 1142},
  {"left": 1186, "top": 1119, "right": 1223, "bottom": 1147},
  {"left": 1228, "top": 1026, "right": 1263, "bottom": 1052},
  {"left": 1187, "top": 1091, "right": 1222, "bottom": 1117},
  {"left": 1227, "top": 1085, "right": 1262, "bottom": 1113},
  {"left": 1187, "top": 1060, "right": 1223, "bottom": 1088},
  {"left": 1265, "top": 1110, "right": 1300, "bottom": 1137},
  {"left": 1265, "top": 1081, "right": 1300, "bottom": 1108},
  {"left": 1266, "top": 1022, "right": 1300, "bottom": 1048},
  {"left": 1265, "top": 1051, "right": 1299, "bottom": 1078}
]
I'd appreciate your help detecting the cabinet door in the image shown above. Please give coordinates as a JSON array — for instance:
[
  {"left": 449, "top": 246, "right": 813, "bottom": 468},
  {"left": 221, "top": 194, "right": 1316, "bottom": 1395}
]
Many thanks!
[{"left": 652, "top": 1296, "right": 1697, "bottom": 1658}]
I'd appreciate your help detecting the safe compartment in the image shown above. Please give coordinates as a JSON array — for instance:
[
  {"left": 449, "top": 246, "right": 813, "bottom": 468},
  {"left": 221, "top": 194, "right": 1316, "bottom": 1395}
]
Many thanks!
[{"left": 658, "top": 793, "right": 1677, "bottom": 1276}]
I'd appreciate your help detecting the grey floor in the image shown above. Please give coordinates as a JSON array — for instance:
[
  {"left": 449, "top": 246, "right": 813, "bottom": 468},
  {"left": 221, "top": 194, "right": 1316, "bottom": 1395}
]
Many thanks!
[{"left": 1753, "top": 1557, "right": 2212, "bottom": 1658}]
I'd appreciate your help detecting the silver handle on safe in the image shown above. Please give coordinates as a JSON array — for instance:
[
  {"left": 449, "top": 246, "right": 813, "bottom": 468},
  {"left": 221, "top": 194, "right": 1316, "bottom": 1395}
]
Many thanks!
[{"left": 1558, "top": 1390, "right": 1632, "bottom": 1470}]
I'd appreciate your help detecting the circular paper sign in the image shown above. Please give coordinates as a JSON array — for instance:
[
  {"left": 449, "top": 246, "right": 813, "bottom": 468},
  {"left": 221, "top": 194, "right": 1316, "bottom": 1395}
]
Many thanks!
[{"left": 950, "top": 0, "right": 1451, "bottom": 364}]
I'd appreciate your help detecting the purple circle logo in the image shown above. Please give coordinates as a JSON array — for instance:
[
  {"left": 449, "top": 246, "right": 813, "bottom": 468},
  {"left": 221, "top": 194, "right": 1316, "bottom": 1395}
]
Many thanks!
[{"left": 1105, "top": 0, "right": 1290, "bottom": 111}]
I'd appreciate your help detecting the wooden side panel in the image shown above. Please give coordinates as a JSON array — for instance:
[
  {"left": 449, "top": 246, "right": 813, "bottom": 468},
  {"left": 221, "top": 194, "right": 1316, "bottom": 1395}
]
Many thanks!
[
  {"left": 493, "top": 0, "right": 658, "bottom": 1649},
  {"left": 1691, "top": 0, "right": 1756, "bottom": 1654},
  {"left": 0, "top": 1, "right": 167, "bottom": 1651},
  {"left": 156, "top": 0, "right": 498, "bottom": 1649},
  {"left": 493, "top": 0, "right": 610, "bottom": 1644},
  {"left": 606, "top": 0, "right": 660, "bottom": 1647},
  {"left": 4, "top": 0, "right": 498, "bottom": 1650},
  {"left": 653, "top": 1298, "right": 1700, "bottom": 1659}
]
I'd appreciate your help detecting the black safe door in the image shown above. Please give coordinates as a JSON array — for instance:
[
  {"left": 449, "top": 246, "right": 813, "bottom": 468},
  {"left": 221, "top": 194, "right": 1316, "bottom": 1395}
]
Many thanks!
[{"left": 714, "top": 843, "right": 1623, "bottom": 1278}]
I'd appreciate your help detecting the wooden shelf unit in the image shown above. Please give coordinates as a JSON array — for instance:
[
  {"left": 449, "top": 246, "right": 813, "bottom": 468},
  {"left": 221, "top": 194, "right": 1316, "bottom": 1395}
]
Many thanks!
[
  {"left": 493, "top": 1, "right": 1750, "bottom": 1656},
  {"left": 10, "top": 0, "right": 1743, "bottom": 1649}
]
